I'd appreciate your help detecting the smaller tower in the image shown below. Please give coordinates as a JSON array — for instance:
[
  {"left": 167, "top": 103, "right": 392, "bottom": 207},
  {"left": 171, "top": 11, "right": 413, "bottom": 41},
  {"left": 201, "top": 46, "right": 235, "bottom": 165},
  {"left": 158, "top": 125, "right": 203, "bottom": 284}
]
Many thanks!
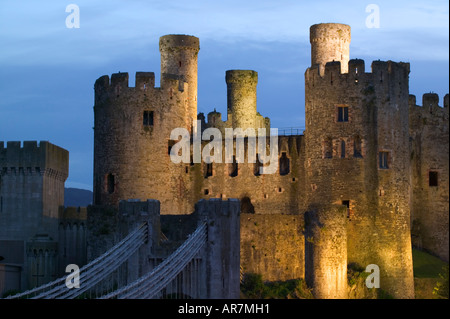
[
  {"left": 226, "top": 70, "right": 258, "bottom": 134},
  {"left": 310, "top": 23, "right": 351, "bottom": 75},
  {"left": 159, "top": 35, "right": 200, "bottom": 130}
]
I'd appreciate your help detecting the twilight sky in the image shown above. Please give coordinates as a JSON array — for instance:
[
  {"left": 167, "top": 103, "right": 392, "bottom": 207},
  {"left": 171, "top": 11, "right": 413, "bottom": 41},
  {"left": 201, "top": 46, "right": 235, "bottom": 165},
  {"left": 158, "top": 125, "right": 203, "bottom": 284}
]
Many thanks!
[{"left": 0, "top": 0, "right": 448, "bottom": 191}]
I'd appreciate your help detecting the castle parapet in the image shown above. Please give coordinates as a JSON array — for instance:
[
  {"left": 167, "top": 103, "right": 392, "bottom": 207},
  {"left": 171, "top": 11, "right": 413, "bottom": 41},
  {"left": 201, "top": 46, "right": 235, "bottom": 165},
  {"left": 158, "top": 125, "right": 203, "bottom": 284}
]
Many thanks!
[
  {"left": 94, "top": 71, "right": 187, "bottom": 104},
  {"left": 306, "top": 59, "right": 410, "bottom": 86},
  {"left": 0, "top": 141, "right": 68, "bottom": 179},
  {"left": 111, "top": 72, "right": 129, "bottom": 88},
  {"left": 409, "top": 93, "right": 449, "bottom": 116}
]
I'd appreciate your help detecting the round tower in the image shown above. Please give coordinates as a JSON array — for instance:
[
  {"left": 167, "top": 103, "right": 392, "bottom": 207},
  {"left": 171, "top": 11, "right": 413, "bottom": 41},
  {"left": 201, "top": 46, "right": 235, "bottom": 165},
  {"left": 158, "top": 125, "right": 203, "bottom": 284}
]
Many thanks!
[
  {"left": 226, "top": 70, "right": 258, "bottom": 133},
  {"left": 159, "top": 35, "right": 200, "bottom": 131},
  {"left": 310, "top": 23, "right": 351, "bottom": 75}
]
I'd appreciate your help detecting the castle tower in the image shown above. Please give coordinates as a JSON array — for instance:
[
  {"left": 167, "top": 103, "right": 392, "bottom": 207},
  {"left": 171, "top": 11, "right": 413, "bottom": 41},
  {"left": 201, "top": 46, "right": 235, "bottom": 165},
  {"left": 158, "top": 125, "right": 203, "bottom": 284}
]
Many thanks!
[
  {"left": 160, "top": 35, "right": 200, "bottom": 131},
  {"left": 226, "top": 70, "right": 258, "bottom": 133},
  {"left": 93, "top": 37, "right": 197, "bottom": 215},
  {"left": 0, "top": 141, "right": 69, "bottom": 292},
  {"left": 304, "top": 23, "right": 414, "bottom": 298},
  {"left": 310, "top": 23, "right": 351, "bottom": 75}
]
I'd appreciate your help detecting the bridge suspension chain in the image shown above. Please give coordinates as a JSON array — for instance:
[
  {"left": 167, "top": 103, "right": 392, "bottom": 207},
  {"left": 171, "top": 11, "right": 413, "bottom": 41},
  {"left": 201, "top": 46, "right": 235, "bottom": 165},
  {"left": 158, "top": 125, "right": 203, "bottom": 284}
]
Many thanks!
[
  {"left": 102, "top": 222, "right": 207, "bottom": 299},
  {"left": 7, "top": 222, "right": 148, "bottom": 299}
]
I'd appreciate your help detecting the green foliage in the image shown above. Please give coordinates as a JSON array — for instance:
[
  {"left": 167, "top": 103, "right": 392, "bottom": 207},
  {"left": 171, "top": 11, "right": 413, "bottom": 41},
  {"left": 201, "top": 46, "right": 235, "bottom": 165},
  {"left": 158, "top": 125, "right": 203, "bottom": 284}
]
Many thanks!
[
  {"left": 347, "top": 262, "right": 369, "bottom": 287},
  {"left": 433, "top": 265, "right": 449, "bottom": 299},
  {"left": 412, "top": 248, "right": 448, "bottom": 278},
  {"left": 241, "top": 273, "right": 314, "bottom": 299}
]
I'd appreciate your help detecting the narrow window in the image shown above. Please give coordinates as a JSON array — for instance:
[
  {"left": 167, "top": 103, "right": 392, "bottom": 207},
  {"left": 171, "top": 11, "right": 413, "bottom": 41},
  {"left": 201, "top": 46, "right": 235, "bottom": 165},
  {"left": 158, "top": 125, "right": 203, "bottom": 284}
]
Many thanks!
[
  {"left": 205, "top": 163, "right": 213, "bottom": 178},
  {"left": 342, "top": 200, "right": 351, "bottom": 218},
  {"left": 354, "top": 136, "right": 362, "bottom": 158},
  {"left": 340, "top": 140, "right": 346, "bottom": 158},
  {"left": 279, "top": 152, "right": 290, "bottom": 175},
  {"left": 254, "top": 154, "right": 263, "bottom": 176},
  {"left": 429, "top": 171, "right": 438, "bottom": 187},
  {"left": 229, "top": 156, "right": 238, "bottom": 177},
  {"left": 204, "top": 189, "right": 209, "bottom": 195},
  {"left": 106, "top": 173, "right": 115, "bottom": 194},
  {"left": 323, "top": 138, "right": 333, "bottom": 159},
  {"left": 379, "top": 151, "right": 389, "bottom": 169},
  {"left": 168, "top": 140, "right": 175, "bottom": 155},
  {"left": 143, "top": 111, "right": 154, "bottom": 126},
  {"left": 337, "top": 106, "right": 349, "bottom": 122}
]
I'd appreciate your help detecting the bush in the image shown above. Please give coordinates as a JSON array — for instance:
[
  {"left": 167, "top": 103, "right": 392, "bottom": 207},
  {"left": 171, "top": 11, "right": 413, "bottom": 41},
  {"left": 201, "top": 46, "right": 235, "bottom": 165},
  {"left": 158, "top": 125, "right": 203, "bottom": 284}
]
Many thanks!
[
  {"left": 433, "top": 265, "right": 449, "bottom": 299},
  {"left": 347, "top": 262, "right": 369, "bottom": 287},
  {"left": 240, "top": 273, "right": 313, "bottom": 299}
]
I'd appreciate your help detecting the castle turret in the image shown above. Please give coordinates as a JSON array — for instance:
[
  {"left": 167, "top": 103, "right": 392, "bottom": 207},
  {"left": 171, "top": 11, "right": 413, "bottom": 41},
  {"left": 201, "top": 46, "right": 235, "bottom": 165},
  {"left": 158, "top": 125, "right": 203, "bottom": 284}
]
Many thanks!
[
  {"left": 310, "top": 23, "right": 351, "bottom": 75},
  {"left": 160, "top": 35, "right": 200, "bottom": 131},
  {"left": 226, "top": 70, "right": 258, "bottom": 134},
  {"left": 305, "top": 22, "right": 414, "bottom": 298}
]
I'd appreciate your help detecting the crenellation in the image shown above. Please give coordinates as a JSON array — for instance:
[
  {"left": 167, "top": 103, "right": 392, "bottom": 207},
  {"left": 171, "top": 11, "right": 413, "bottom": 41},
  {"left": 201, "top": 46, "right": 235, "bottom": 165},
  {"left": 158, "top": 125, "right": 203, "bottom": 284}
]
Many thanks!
[
  {"left": 136, "top": 72, "right": 155, "bottom": 90},
  {"left": 110, "top": 72, "right": 129, "bottom": 88},
  {"left": 324, "top": 60, "right": 342, "bottom": 75},
  {"left": 422, "top": 93, "right": 440, "bottom": 109},
  {"left": 409, "top": 94, "right": 417, "bottom": 107},
  {"left": 306, "top": 59, "right": 409, "bottom": 89},
  {"left": 348, "top": 59, "right": 365, "bottom": 75}
]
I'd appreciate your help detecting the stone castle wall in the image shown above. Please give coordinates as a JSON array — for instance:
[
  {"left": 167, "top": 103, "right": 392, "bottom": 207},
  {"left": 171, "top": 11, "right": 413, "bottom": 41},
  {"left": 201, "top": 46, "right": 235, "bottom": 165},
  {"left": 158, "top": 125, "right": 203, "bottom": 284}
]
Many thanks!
[
  {"left": 409, "top": 93, "right": 449, "bottom": 261},
  {"left": 0, "top": 141, "right": 69, "bottom": 292},
  {"left": 305, "top": 23, "right": 415, "bottom": 297},
  {"left": 89, "top": 24, "right": 447, "bottom": 299}
]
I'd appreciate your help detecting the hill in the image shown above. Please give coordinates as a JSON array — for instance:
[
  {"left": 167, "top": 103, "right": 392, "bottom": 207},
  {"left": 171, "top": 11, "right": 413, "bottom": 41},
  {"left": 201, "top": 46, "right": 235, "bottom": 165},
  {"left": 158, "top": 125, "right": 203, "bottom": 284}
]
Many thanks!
[{"left": 64, "top": 187, "right": 93, "bottom": 207}]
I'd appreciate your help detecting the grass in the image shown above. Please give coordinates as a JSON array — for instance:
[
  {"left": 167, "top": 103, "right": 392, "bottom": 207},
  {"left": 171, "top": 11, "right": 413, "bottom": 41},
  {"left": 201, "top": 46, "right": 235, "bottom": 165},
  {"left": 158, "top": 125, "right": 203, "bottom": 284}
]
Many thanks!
[
  {"left": 412, "top": 248, "right": 449, "bottom": 299},
  {"left": 412, "top": 248, "right": 448, "bottom": 278}
]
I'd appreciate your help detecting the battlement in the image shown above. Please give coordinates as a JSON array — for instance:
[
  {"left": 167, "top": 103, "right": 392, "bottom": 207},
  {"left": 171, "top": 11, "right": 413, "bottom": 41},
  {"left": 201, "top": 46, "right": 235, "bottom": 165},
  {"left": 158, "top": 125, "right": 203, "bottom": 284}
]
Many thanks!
[
  {"left": 159, "top": 34, "right": 200, "bottom": 52},
  {"left": 94, "top": 72, "right": 156, "bottom": 91},
  {"left": 305, "top": 59, "right": 410, "bottom": 85},
  {"left": 409, "top": 93, "right": 449, "bottom": 115},
  {"left": 0, "top": 141, "right": 68, "bottom": 178},
  {"left": 94, "top": 71, "right": 188, "bottom": 103}
]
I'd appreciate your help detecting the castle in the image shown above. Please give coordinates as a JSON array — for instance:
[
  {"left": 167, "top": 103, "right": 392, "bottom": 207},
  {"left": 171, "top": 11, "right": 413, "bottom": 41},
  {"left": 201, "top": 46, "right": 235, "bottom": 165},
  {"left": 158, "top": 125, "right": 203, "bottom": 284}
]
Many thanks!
[{"left": 0, "top": 23, "right": 448, "bottom": 299}]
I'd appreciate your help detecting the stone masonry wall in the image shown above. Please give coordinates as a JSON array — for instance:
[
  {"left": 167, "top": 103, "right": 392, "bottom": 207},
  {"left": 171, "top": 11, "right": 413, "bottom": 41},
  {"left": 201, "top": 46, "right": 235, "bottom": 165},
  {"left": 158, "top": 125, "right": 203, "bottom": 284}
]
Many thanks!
[
  {"left": 409, "top": 93, "right": 449, "bottom": 262},
  {"left": 240, "top": 213, "right": 305, "bottom": 282}
]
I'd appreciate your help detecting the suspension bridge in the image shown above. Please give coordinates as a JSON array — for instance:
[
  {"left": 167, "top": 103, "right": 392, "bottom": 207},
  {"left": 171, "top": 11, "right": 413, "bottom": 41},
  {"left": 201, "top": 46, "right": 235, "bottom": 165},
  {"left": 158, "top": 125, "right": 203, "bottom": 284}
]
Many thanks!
[{"left": 4, "top": 199, "right": 240, "bottom": 299}]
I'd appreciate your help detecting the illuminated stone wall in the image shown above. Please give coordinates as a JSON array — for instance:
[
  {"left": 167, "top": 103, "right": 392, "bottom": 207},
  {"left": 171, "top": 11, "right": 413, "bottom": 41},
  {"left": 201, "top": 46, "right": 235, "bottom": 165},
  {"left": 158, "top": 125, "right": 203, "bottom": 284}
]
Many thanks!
[{"left": 409, "top": 93, "right": 449, "bottom": 262}]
